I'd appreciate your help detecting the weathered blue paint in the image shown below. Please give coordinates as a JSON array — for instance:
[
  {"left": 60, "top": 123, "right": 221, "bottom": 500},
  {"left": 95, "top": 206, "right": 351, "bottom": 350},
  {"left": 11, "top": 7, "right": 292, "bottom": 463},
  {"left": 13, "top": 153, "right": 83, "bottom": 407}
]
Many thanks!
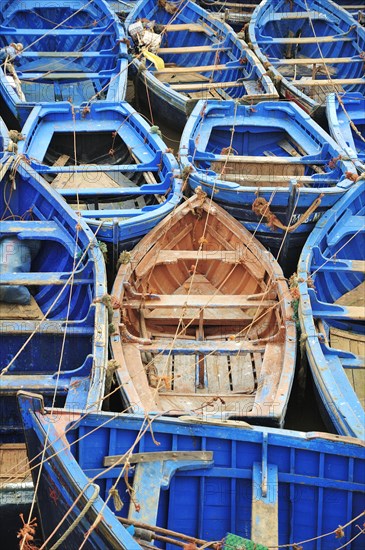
[
  {"left": 249, "top": 0, "right": 365, "bottom": 118},
  {"left": 126, "top": 0, "right": 278, "bottom": 129},
  {"left": 327, "top": 93, "right": 365, "bottom": 173},
  {"left": 0, "top": 0, "right": 128, "bottom": 124},
  {"left": 19, "top": 392, "right": 365, "bottom": 549},
  {"left": 298, "top": 180, "right": 365, "bottom": 439},
  {"left": 179, "top": 99, "right": 357, "bottom": 271},
  {"left": 13, "top": 101, "right": 182, "bottom": 266},
  {"left": 0, "top": 159, "right": 108, "bottom": 440}
]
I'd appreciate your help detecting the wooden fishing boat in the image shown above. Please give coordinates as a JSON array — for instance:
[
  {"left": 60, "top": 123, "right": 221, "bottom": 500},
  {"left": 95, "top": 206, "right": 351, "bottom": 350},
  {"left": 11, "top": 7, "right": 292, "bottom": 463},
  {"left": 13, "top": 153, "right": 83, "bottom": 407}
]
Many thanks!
[
  {"left": 179, "top": 100, "right": 357, "bottom": 273},
  {"left": 298, "top": 180, "right": 365, "bottom": 439},
  {"left": 248, "top": 0, "right": 365, "bottom": 118},
  {"left": 197, "top": 0, "right": 260, "bottom": 31},
  {"left": 0, "top": 158, "right": 108, "bottom": 440},
  {"left": 19, "top": 391, "right": 365, "bottom": 549},
  {"left": 327, "top": 92, "right": 365, "bottom": 173},
  {"left": 111, "top": 192, "right": 296, "bottom": 426},
  {"left": 0, "top": 0, "right": 128, "bottom": 125},
  {"left": 15, "top": 101, "right": 182, "bottom": 268},
  {"left": 125, "top": 0, "right": 278, "bottom": 129}
]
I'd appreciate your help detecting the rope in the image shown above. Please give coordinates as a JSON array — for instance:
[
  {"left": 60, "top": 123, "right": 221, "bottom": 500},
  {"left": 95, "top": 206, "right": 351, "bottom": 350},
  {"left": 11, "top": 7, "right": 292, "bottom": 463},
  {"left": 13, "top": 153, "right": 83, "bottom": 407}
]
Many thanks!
[
  {"left": 252, "top": 193, "right": 324, "bottom": 233},
  {"left": 48, "top": 483, "right": 100, "bottom": 550}
]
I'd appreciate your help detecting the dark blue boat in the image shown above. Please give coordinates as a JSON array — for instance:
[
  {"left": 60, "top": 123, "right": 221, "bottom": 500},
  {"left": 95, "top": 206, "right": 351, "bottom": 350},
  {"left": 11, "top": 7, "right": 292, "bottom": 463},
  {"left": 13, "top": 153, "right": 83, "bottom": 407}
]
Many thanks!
[
  {"left": 0, "top": 0, "right": 128, "bottom": 124},
  {"left": 15, "top": 101, "right": 182, "bottom": 267},
  {"left": 180, "top": 99, "right": 357, "bottom": 272},
  {"left": 298, "top": 180, "right": 365, "bottom": 439},
  {"left": 249, "top": 0, "right": 365, "bottom": 118},
  {"left": 126, "top": 0, "right": 278, "bottom": 129},
  {"left": 197, "top": 0, "right": 260, "bottom": 31},
  {"left": 327, "top": 92, "right": 365, "bottom": 173},
  {"left": 0, "top": 158, "right": 108, "bottom": 440},
  {"left": 19, "top": 391, "right": 365, "bottom": 549}
]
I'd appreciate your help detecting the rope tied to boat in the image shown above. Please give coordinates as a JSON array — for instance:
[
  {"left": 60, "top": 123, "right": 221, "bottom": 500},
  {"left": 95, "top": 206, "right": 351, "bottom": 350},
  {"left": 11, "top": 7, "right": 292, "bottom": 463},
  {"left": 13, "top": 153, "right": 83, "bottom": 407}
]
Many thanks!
[
  {"left": 109, "top": 487, "right": 124, "bottom": 511},
  {"left": 252, "top": 194, "right": 324, "bottom": 233},
  {"left": 48, "top": 483, "right": 100, "bottom": 550},
  {"left": 17, "top": 514, "right": 38, "bottom": 550},
  {"left": 158, "top": 0, "right": 179, "bottom": 14}
]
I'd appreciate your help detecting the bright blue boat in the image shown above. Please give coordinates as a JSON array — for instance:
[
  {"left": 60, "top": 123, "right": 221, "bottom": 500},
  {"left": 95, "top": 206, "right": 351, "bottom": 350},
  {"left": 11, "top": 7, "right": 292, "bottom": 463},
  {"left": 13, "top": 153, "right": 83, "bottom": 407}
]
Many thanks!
[
  {"left": 0, "top": 158, "right": 108, "bottom": 440},
  {"left": 19, "top": 391, "right": 365, "bottom": 549},
  {"left": 125, "top": 0, "right": 278, "bottom": 129},
  {"left": 179, "top": 100, "right": 357, "bottom": 272},
  {"left": 0, "top": 117, "right": 9, "bottom": 159},
  {"left": 298, "top": 180, "right": 365, "bottom": 439},
  {"left": 15, "top": 101, "right": 182, "bottom": 267},
  {"left": 248, "top": 0, "right": 365, "bottom": 118},
  {"left": 0, "top": 0, "right": 128, "bottom": 125},
  {"left": 327, "top": 92, "right": 365, "bottom": 173}
]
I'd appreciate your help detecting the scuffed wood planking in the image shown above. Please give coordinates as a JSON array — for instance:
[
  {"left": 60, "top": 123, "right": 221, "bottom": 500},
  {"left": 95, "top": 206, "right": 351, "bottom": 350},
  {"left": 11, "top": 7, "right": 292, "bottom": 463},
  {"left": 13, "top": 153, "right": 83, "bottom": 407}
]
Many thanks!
[
  {"left": 206, "top": 355, "right": 231, "bottom": 392},
  {"left": 230, "top": 352, "right": 255, "bottom": 392},
  {"left": 173, "top": 354, "right": 197, "bottom": 393}
]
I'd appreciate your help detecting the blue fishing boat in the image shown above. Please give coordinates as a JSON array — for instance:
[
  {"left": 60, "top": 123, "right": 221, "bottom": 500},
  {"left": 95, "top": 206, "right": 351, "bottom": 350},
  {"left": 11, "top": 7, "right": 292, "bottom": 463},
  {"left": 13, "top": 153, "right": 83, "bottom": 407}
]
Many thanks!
[
  {"left": 0, "top": 158, "right": 108, "bottom": 440},
  {"left": 19, "top": 391, "right": 365, "bottom": 549},
  {"left": 179, "top": 100, "right": 357, "bottom": 272},
  {"left": 197, "top": 0, "right": 260, "bottom": 31},
  {"left": 111, "top": 193, "right": 296, "bottom": 427},
  {"left": 125, "top": 0, "right": 278, "bottom": 129},
  {"left": 15, "top": 101, "right": 182, "bottom": 267},
  {"left": 327, "top": 92, "right": 365, "bottom": 173},
  {"left": 0, "top": 0, "right": 128, "bottom": 125},
  {"left": 248, "top": 0, "right": 365, "bottom": 118},
  {"left": 0, "top": 117, "right": 9, "bottom": 159},
  {"left": 298, "top": 180, "right": 365, "bottom": 439}
]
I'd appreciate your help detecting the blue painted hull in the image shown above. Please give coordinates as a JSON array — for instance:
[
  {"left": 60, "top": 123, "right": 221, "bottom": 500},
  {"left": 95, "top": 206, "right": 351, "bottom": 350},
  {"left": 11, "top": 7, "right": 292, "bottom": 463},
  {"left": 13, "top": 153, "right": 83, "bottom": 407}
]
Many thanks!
[
  {"left": 180, "top": 100, "right": 356, "bottom": 273},
  {"left": 326, "top": 92, "right": 365, "bottom": 173},
  {"left": 15, "top": 101, "right": 182, "bottom": 268},
  {"left": 298, "top": 181, "right": 365, "bottom": 439},
  {"left": 0, "top": 159, "right": 108, "bottom": 439},
  {"left": 197, "top": 0, "right": 260, "bottom": 30},
  {"left": 126, "top": 0, "right": 278, "bottom": 129},
  {"left": 19, "top": 392, "right": 365, "bottom": 549},
  {"left": 0, "top": 0, "right": 128, "bottom": 125},
  {"left": 249, "top": 0, "right": 365, "bottom": 117}
]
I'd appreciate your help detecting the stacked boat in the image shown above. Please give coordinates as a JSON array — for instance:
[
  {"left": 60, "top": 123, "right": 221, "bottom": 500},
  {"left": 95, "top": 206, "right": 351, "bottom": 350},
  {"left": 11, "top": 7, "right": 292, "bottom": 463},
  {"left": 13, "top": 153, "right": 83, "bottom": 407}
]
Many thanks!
[{"left": 0, "top": 0, "right": 364, "bottom": 548}]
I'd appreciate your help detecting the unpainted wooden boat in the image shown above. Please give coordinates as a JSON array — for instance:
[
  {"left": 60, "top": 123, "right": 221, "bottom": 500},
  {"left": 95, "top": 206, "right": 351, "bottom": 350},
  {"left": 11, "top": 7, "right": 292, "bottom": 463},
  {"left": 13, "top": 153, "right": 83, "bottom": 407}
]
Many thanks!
[
  {"left": 298, "top": 180, "right": 365, "bottom": 439},
  {"left": 0, "top": 158, "right": 108, "bottom": 440},
  {"left": 126, "top": 0, "right": 278, "bottom": 129},
  {"left": 326, "top": 92, "right": 365, "bottom": 173},
  {"left": 19, "top": 391, "right": 365, "bottom": 550},
  {"left": 15, "top": 101, "right": 182, "bottom": 268},
  {"left": 248, "top": 0, "right": 365, "bottom": 117},
  {"left": 197, "top": 0, "right": 260, "bottom": 30},
  {"left": 111, "top": 192, "right": 296, "bottom": 426},
  {"left": 0, "top": 0, "right": 128, "bottom": 124},
  {"left": 179, "top": 99, "right": 357, "bottom": 273}
]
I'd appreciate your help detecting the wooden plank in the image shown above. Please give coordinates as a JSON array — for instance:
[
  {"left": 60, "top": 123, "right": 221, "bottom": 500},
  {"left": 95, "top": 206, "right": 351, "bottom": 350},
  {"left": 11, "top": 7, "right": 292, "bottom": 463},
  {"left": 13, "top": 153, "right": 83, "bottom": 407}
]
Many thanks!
[
  {"left": 263, "top": 36, "right": 352, "bottom": 44},
  {"left": 173, "top": 354, "right": 197, "bottom": 393},
  {"left": 206, "top": 355, "right": 230, "bottom": 392},
  {"left": 158, "top": 46, "right": 229, "bottom": 54},
  {"left": 139, "top": 339, "right": 266, "bottom": 354},
  {"left": 129, "top": 295, "right": 277, "bottom": 309},
  {"left": 336, "top": 281, "right": 365, "bottom": 308},
  {"left": 200, "top": 154, "right": 324, "bottom": 164},
  {"left": 122, "top": 343, "right": 159, "bottom": 412},
  {"left": 230, "top": 352, "right": 255, "bottom": 392},
  {"left": 159, "top": 393, "right": 255, "bottom": 413},
  {"left": 150, "top": 354, "right": 173, "bottom": 391},
  {"left": 252, "top": 463, "right": 279, "bottom": 547},
  {"left": 0, "top": 444, "right": 31, "bottom": 480},
  {"left": 216, "top": 174, "right": 318, "bottom": 185},
  {"left": 170, "top": 80, "right": 243, "bottom": 91},
  {"left": 152, "top": 250, "right": 243, "bottom": 264},
  {"left": 330, "top": 327, "right": 365, "bottom": 407},
  {"left": 157, "top": 72, "right": 209, "bottom": 85},
  {"left": 294, "top": 78, "right": 364, "bottom": 87},
  {"left": 0, "top": 296, "right": 42, "bottom": 320},
  {"left": 272, "top": 57, "right": 363, "bottom": 65},
  {"left": 351, "top": 260, "right": 365, "bottom": 273},
  {"left": 52, "top": 167, "right": 120, "bottom": 189},
  {"left": 155, "top": 64, "right": 233, "bottom": 75},
  {"left": 164, "top": 23, "right": 211, "bottom": 33}
]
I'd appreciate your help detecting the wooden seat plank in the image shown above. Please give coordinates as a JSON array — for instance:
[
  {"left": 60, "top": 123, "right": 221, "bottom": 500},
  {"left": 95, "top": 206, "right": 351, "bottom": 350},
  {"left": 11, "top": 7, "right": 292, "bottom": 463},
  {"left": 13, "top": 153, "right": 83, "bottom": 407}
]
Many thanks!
[
  {"left": 173, "top": 354, "right": 197, "bottom": 393},
  {"left": 138, "top": 339, "right": 266, "bottom": 354},
  {"left": 272, "top": 57, "right": 363, "bottom": 65},
  {"left": 130, "top": 295, "right": 277, "bottom": 309},
  {"left": 206, "top": 355, "right": 230, "bottom": 393},
  {"left": 261, "top": 36, "right": 352, "bottom": 44},
  {"left": 158, "top": 46, "right": 229, "bottom": 54},
  {"left": 294, "top": 78, "right": 364, "bottom": 87},
  {"left": 170, "top": 80, "right": 243, "bottom": 91},
  {"left": 230, "top": 352, "right": 255, "bottom": 393},
  {"left": 155, "top": 64, "right": 236, "bottom": 75}
]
